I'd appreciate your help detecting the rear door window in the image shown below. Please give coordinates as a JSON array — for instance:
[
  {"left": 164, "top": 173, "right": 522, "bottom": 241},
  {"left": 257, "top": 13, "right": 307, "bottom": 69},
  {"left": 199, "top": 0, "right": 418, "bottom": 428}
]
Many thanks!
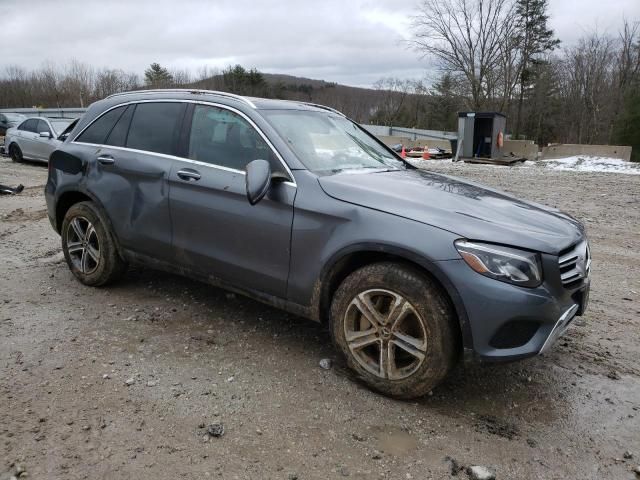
[
  {"left": 75, "top": 106, "right": 127, "bottom": 145},
  {"left": 126, "top": 102, "right": 186, "bottom": 156},
  {"left": 19, "top": 119, "right": 38, "bottom": 132}
]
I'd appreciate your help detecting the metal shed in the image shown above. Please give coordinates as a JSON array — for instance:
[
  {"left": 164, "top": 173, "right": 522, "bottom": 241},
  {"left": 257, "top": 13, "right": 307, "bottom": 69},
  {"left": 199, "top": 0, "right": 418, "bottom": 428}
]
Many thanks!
[{"left": 456, "top": 112, "right": 506, "bottom": 160}]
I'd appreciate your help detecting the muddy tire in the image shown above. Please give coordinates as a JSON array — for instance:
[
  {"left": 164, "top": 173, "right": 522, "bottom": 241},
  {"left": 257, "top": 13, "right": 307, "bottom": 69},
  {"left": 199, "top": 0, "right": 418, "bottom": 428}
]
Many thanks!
[
  {"left": 9, "top": 144, "right": 23, "bottom": 163},
  {"left": 330, "top": 262, "right": 459, "bottom": 399},
  {"left": 61, "top": 201, "right": 127, "bottom": 286}
]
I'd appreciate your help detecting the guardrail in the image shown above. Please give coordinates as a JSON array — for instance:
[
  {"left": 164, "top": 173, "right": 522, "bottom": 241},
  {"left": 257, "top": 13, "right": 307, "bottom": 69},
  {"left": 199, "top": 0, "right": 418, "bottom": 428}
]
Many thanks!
[
  {"left": 0, "top": 108, "right": 457, "bottom": 139},
  {"left": 0, "top": 108, "right": 87, "bottom": 119},
  {"left": 361, "top": 124, "right": 457, "bottom": 141}
]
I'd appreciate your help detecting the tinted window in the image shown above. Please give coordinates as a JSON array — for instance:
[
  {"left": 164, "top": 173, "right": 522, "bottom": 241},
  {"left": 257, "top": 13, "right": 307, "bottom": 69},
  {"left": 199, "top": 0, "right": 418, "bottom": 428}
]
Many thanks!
[
  {"left": 105, "top": 105, "right": 134, "bottom": 147},
  {"left": 126, "top": 102, "right": 185, "bottom": 155},
  {"left": 19, "top": 119, "right": 38, "bottom": 132},
  {"left": 188, "top": 105, "right": 279, "bottom": 171},
  {"left": 76, "top": 106, "right": 126, "bottom": 144},
  {"left": 37, "top": 119, "right": 51, "bottom": 135}
]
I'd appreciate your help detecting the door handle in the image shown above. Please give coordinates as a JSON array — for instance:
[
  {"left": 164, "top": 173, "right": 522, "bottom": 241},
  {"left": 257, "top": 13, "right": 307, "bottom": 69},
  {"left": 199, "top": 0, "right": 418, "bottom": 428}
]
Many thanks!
[
  {"left": 97, "top": 155, "right": 115, "bottom": 165},
  {"left": 177, "top": 169, "right": 201, "bottom": 181}
]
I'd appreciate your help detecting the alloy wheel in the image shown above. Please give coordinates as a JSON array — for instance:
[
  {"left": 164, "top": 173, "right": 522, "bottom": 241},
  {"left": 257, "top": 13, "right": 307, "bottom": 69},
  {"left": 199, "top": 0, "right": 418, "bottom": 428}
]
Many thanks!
[
  {"left": 66, "top": 216, "right": 101, "bottom": 274},
  {"left": 343, "top": 289, "right": 428, "bottom": 380}
]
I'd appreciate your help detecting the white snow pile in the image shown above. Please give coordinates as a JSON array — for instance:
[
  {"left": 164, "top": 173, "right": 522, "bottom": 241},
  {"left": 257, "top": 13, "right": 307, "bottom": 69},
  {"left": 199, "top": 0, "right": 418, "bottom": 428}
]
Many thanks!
[{"left": 542, "top": 156, "right": 640, "bottom": 175}]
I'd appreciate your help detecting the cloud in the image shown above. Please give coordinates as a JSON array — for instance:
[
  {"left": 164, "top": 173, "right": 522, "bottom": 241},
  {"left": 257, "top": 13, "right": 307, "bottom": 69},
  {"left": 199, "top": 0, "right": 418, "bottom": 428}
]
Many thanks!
[{"left": 3, "top": 0, "right": 639, "bottom": 87}]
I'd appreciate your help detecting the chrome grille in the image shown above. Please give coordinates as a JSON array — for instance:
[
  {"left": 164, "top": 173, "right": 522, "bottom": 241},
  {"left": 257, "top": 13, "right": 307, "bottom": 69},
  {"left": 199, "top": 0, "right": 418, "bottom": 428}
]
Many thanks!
[{"left": 558, "top": 240, "right": 590, "bottom": 288}]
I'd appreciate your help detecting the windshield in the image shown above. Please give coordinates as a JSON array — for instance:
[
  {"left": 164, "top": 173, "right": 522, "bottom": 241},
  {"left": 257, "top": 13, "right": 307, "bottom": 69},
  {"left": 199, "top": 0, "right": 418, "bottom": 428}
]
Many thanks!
[
  {"left": 50, "top": 119, "right": 73, "bottom": 135},
  {"left": 262, "top": 110, "right": 406, "bottom": 173}
]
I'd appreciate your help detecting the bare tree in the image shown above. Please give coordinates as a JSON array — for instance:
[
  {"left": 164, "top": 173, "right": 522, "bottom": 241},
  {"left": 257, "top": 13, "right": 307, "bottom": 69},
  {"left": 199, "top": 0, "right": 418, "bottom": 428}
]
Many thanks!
[
  {"left": 412, "top": 0, "right": 517, "bottom": 110},
  {"left": 372, "top": 77, "right": 414, "bottom": 125},
  {"left": 553, "top": 32, "right": 616, "bottom": 143}
]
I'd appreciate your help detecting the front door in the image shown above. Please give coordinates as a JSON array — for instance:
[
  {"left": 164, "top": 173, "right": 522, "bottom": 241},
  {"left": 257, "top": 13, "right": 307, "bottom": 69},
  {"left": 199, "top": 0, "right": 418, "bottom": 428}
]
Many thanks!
[
  {"left": 169, "top": 103, "right": 296, "bottom": 298},
  {"left": 33, "top": 119, "right": 55, "bottom": 161}
]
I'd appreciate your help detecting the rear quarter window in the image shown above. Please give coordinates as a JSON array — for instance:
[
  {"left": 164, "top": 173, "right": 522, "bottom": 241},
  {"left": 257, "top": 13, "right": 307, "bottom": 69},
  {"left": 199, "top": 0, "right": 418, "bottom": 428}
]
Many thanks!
[
  {"left": 105, "top": 105, "right": 134, "bottom": 147},
  {"left": 75, "top": 106, "right": 127, "bottom": 144}
]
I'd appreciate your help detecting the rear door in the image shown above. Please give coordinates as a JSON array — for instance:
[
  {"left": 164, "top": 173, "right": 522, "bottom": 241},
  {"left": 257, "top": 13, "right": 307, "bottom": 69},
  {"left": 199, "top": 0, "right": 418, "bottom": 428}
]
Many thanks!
[
  {"left": 73, "top": 101, "right": 187, "bottom": 261},
  {"left": 168, "top": 103, "right": 296, "bottom": 298},
  {"left": 17, "top": 119, "right": 39, "bottom": 158}
]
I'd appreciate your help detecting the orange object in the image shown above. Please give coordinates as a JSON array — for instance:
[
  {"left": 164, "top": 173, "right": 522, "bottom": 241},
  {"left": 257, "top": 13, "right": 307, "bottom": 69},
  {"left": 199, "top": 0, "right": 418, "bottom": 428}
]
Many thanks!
[
  {"left": 422, "top": 150, "right": 431, "bottom": 160},
  {"left": 497, "top": 131, "right": 504, "bottom": 148},
  {"left": 401, "top": 146, "right": 406, "bottom": 158}
]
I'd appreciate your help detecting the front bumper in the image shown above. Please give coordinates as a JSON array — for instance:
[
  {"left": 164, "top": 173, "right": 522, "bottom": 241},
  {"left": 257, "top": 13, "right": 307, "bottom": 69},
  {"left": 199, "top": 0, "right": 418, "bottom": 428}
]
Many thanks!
[
  {"left": 539, "top": 303, "right": 579, "bottom": 353},
  {"left": 438, "top": 254, "right": 589, "bottom": 362}
]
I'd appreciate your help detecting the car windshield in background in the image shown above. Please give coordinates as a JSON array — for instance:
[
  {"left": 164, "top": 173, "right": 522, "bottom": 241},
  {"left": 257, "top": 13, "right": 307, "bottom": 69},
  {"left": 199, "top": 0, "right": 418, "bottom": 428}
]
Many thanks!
[
  {"left": 51, "top": 119, "right": 73, "bottom": 135},
  {"left": 5, "top": 114, "right": 24, "bottom": 122},
  {"left": 263, "top": 110, "right": 405, "bottom": 173}
]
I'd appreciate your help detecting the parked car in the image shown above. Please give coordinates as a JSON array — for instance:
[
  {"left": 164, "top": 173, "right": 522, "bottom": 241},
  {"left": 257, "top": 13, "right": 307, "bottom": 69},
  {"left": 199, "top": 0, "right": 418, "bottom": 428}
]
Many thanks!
[
  {"left": 5, "top": 117, "right": 76, "bottom": 162},
  {"left": 0, "top": 113, "right": 26, "bottom": 154},
  {"left": 0, "top": 112, "right": 26, "bottom": 136},
  {"left": 45, "top": 90, "right": 590, "bottom": 398}
]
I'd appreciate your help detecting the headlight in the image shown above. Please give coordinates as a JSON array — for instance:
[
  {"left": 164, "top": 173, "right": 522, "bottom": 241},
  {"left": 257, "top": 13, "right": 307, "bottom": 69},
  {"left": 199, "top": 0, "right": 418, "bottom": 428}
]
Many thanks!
[{"left": 454, "top": 240, "right": 542, "bottom": 288}]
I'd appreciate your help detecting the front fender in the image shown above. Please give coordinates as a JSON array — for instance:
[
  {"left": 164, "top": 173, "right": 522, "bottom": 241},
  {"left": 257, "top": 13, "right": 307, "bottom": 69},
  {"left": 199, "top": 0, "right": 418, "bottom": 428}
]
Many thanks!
[{"left": 311, "top": 242, "right": 473, "bottom": 351}]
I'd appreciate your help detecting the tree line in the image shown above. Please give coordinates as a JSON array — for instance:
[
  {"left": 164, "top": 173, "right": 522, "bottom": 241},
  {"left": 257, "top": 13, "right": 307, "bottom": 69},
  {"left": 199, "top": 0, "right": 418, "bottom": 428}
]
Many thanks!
[{"left": 0, "top": 1, "right": 638, "bottom": 159}]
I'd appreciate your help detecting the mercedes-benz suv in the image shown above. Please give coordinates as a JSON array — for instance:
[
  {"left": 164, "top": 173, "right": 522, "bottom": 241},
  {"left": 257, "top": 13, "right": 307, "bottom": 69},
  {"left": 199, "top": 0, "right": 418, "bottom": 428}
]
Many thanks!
[{"left": 45, "top": 89, "right": 590, "bottom": 398}]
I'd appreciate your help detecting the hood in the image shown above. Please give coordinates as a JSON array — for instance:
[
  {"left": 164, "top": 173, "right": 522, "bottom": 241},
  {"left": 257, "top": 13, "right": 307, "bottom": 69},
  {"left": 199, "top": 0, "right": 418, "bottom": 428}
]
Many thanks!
[{"left": 318, "top": 169, "right": 584, "bottom": 255}]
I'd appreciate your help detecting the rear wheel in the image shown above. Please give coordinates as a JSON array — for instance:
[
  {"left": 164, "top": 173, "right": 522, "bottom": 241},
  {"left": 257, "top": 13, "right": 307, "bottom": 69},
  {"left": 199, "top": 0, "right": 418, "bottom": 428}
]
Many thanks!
[
  {"left": 9, "top": 144, "right": 23, "bottom": 163},
  {"left": 330, "top": 262, "right": 459, "bottom": 399},
  {"left": 61, "top": 201, "right": 127, "bottom": 286}
]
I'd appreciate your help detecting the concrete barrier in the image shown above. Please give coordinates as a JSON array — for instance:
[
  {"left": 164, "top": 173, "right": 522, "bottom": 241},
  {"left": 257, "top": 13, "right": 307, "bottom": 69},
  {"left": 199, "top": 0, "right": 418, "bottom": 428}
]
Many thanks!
[
  {"left": 503, "top": 140, "right": 538, "bottom": 160},
  {"left": 409, "top": 139, "right": 452, "bottom": 151},
  {"left": 377, "top": 135, "right": 410, "bottom": 146},
  {"left": 541, "top": 144, "right": 632, "bottom": 161}
]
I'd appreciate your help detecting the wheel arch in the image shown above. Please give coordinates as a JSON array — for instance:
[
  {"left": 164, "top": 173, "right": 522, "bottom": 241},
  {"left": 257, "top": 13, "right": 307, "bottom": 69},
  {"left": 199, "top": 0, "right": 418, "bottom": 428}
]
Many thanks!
[
  {"left": 7, "top": 141, "right": 20, "bottom": 153},
  {"left": 55, "top": 189, "right": 125, "bottom": 260},
  {"left": 316, "top": 243, "right": 473, "bottom": 350}
]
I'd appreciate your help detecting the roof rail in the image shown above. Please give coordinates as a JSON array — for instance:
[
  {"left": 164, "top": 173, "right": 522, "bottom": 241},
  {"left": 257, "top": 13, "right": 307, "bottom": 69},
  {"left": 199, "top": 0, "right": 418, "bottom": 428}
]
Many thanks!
[
  {"left": 300, "top": 102, "right": 346, "bottom": 117},
  {"left": 105, "top": 89, "right": 256, "bottom": 108}
]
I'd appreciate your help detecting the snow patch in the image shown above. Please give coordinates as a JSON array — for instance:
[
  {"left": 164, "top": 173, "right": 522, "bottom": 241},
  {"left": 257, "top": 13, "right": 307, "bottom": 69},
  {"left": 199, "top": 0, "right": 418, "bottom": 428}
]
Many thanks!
[{"left": 542, "top": 156, "right": 640, "bottom": 175}]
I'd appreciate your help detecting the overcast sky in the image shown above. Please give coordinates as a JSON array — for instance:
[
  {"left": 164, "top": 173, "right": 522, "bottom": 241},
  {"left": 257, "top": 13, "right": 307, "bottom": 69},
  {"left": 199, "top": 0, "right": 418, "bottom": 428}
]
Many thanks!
[{"left": 4, "top": 0, "right": 639, "bottom": 87}]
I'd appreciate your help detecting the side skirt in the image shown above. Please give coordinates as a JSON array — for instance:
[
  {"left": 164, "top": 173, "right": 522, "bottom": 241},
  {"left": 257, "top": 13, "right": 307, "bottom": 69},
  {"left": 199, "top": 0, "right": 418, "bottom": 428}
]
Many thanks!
[{"left": 123, "top": 250, "right": 317, "bottom": 322}]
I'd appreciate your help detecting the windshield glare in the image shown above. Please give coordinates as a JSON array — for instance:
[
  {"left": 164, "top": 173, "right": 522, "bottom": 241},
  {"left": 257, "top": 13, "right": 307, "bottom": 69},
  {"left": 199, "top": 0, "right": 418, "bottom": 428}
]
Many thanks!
[{"left": 263, "top": 110, "right": 405, "bottom": 173}]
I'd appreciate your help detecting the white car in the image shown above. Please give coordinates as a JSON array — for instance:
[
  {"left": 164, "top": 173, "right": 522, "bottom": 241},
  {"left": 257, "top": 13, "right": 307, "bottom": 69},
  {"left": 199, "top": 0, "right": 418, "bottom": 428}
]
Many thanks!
[{"left": 5, "top": 117, "right": 76, "bottom": 163}]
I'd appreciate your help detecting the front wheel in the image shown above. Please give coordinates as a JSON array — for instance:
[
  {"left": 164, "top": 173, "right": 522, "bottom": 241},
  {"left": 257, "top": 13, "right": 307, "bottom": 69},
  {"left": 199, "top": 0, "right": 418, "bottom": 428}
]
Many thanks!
[
  {"left": 61, "top": 201, "right": 127, "bottom": 286},
  {"left": 330, "top": 262, "right": 459, "bottom": 399}
]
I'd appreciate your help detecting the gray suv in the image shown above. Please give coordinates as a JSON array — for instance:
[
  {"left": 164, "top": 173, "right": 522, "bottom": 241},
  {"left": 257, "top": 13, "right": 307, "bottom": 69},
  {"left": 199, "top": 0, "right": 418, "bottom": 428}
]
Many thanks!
[{"left": 45, "top": 89, "right": 590, "bottom": 398}]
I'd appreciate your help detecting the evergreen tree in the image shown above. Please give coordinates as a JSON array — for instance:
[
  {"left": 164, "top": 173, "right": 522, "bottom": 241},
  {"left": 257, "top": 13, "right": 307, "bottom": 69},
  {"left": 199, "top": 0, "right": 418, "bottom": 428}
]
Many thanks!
[
  {"left": 431, "top": 73, "right": 464, "bottom": 131},
  {"left": 144, "top": 63, "right": 173, "bottom": 88},
  {"left": 513, "top": 0, "right": 560, "bottom": 137},
  {"left": 613, "top": 85, "right": 640, "bottom": 162}
]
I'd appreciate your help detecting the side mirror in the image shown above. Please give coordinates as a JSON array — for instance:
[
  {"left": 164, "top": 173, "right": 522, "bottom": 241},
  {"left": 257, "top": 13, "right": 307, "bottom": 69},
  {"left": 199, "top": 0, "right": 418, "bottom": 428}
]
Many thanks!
[
  {"left": 245, "top": 159, "right": 271, "bottom": 205},
  {"left": 39, "top": 131, "right": 52, "bottom": 138}
]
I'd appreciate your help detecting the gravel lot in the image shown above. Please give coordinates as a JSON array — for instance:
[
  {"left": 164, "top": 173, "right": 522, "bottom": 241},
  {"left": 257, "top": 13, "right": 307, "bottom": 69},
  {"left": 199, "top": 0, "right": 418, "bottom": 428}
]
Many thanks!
[{"left": 1, "top": 157, "right": 639, "bottom": 479}]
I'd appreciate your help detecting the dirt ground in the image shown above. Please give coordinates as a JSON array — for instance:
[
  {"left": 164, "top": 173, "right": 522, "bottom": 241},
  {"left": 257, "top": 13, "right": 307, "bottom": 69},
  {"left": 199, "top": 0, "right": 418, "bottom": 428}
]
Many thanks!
[{"left": 1, "top": 156, "right": 639, "bottom": 480}]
